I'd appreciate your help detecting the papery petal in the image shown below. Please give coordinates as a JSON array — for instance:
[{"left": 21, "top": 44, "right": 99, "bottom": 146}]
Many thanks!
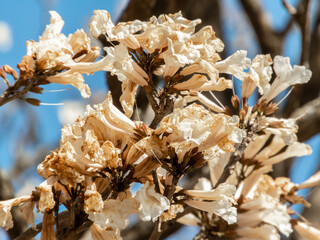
[
  {"left": 40, "top": 211, "right": 56, "bottom": 240},
  {"left": 263, "top": 142, "right": 312, "bottom": 166},
  {"left": 135, "top": 181, "right": 170, "bottom": 222},
  {"left": 90, "top": 223, "right": 122, "bottom": 240},
  {"left": 89, "top": 192, "right": 138, "bottom": 230},
  {"left": 0, "top": 195, "right": 33, "bottom": 230},
  {"left": 89, "top": 10, "right": 115, "bottom": 38},
  {"left": 120, "top": 80, "right": 138, "bottom": 117},
  {"left": 20, "top": 201, "right": 36, "bottom": 229},
  {"left": 237, "top": 225, "right": 280, "bottom": 240},
  {"left": 248, "top": 54, "right": 273, "bottom": 95},
  {"left": 261, "top": 56, "right": 312, "bottom": 102},
  {"left": 299, "top": 171, "right": 320, "bottom": 189},
  {"left": 173, "top": 75, "right": 208, "bottom": 90},
  {"left": 196, "top": 93, "right": 225, "bottom": 113},
  {"left": 42, "top": 11, "right": 64, "bottom": 39},
  {"left": 47, "top": 71, "right": 91, "bottom": 98},
  {"left": 0, "top": 205, "right": 13, "bottom": 230},
  {"left": 177, "top": 213, "right": 200, "bottom": 226},
  {"left": 184, "top": 183, "right": 236, "bottom": 201},
  {"left": 184, "top": 198, "right": 237, "bottom": 224},
  {"left": 37, "top": 177, "right": 56, "bottom": 213},
  {"left": 215, "top": 50, "right": 251, "bottom": 80},
  {"left": 293, "top": 221, "right": 320, "bottom": 240}
]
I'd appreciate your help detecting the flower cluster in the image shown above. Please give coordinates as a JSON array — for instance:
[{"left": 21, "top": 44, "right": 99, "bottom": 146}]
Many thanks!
[
  {"left": 0, "top": 9, "right": 319, "bottom": 240},
  {"left": 89, "top": 10, "right": 245, "bottom": 118}
]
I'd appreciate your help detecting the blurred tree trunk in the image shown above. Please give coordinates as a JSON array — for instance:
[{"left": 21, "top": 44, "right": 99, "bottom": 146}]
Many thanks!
[{"left": 0, "top": 170, "right": 28, "bottom": 239}]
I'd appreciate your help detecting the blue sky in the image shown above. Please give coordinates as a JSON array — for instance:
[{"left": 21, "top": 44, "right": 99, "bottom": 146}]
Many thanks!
[{"left": 0, "top": 0, "right": 319, "bottom": 239}]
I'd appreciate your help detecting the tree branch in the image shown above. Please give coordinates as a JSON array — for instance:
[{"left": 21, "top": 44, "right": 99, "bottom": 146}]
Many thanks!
[
  {"left": 0, "top": 78, "right": 35, "bottom": 107},
  {"left": 291, "top": 97, "right": 320, "bottom": 141},
  {"left": 239, "top": 0, "right": 284, "bottom": 56}
]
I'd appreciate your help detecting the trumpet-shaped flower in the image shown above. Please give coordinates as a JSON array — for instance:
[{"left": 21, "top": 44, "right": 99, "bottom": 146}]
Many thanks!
[{"left": 135, "top": 181, "right": 170, "bottom": 222}]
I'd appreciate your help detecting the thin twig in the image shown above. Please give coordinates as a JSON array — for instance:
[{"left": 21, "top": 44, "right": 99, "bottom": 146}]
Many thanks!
[
  {"left": 0, "top": 78, "right": 35, "bottom": 106},
  {"left": 213, "top": 129, "right": 254, "bottom": 189}
]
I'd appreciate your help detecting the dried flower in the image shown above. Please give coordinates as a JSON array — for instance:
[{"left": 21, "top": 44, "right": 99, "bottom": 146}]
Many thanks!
[{"left": 135, "top": 181, "right": 170, "bottom": 222}]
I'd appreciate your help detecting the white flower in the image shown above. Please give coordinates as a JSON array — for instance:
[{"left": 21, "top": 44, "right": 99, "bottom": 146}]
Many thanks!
[
  {"left": 240, "top": 194, "right": 292, "bottom": 236},
  {"left": 237, "top": 175, "right": 293, "bottom": 237},
  {"left": 243, "top": 133, "right": 312, "bottom": 167},
  {"left": 156, "top": 104, "right": 241, "bottom": 161},
  {"left": 0, "top": 195, "right": 33, "bottom": 230},
  {"left": 0, "top": 205, "right": 13, "bottom": 230},
  {"left": 293, "top": 221, "right": 320, "bottom": 240},
  {"left": 84, "top": 182, "right": 104, "bottom": 214},
  {"left": 215, "top": 50, "right": 251, "bottom": 80},
  {"left": 184, "top": 183, "right": 237, "bottom": 224},
  {"left": 261, "top": 56, "right": 312, "bottom": 102},
  {"left": 90, "top": 223, "right": 122, "bottom": 240},
  {"left": 299, "top": 170, "right": 320, "bottom": 189},
  {"left": 89, "top": 10, "right": 115, "bottom": 38},
  {"left": 135, "top": 181, "right": 170, "bottom": 222},
  {"left": 26, "top": 11, "right": 102, "bottom": 98},
  {"left": 89, "top": 192, "right": 138, "bottom": 229},
  {"left": 249, "top": 54, "right": 273, "bottom": 95},
  {"left": 38, "top": 92, "right": 136, "bottom": 184},
  {"left": 36, "top": 177, "right": 56, "bottom": 213},
  {"left": 237, "top": 225, "right": 280, "bottom": 240}
]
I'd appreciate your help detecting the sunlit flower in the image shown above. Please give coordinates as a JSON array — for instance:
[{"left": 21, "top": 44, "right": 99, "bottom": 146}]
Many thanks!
[
  {"left": 88, "top": 191, "right": 138, "bottom": 229},
  {"left": 36, "top": 177, "right": 56, "bottom": 213},
  {"left": 184, "top": 182, "right": 237, "bottom": 224},
  {"left": 90, "top": 223, "right": 122, "bottom": 240},
  {"left": 156, "top": 103, "right": 242, "bottom": 164},
  {"left": 260, "top": 56, "right": 312, "bottom": 103},
  {"left": 0, "top": 196, "right": 32, "bottom": 230},
  {"left": 38, "top": 92, "right": 136, "bottom": 184},
  {"left": 293, "top": 221, "right": 320, "bottom": 240},
  {"left": 135, "top": 181, "right": 170, "bottom": 222},
  {"left": 25, "top": 11, "right": 102, "bottom": 97},
  {"left": 41, "top": 211, "right": 56, "bottom": 240},
  {"left": 215, "top": 50, "right": 251, "bottom": 80},
  {"left": 236, "top": 175, "right": 293, "bottom": 238}
]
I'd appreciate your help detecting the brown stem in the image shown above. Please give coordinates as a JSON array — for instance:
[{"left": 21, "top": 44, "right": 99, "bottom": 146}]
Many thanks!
[
  {"left": 0, "top": 78, "right": 35, "bottom": 107},
  {"left": 291, "top": 97, "right": 320, "bottom": 141},
  {"left": 297, "top": 0, "right": 312, "bottom": 67},
  {"left": 239, "top": 0, "right": 284, "bottom": 56},
  {"left": 146, "top": 89, "right": 174, "bottom": 129},
  {"left": 14, "top": 210, "right": 92, "bottom": 240},
  {"left": 213, "top": 129, "right": 254, "bottom": 189}
]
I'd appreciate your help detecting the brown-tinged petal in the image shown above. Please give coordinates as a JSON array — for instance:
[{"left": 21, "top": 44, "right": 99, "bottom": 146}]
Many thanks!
[
  {"left": 90, "top": 223, "right": 122, "bottom": 240},
  {"left": 40, "top": 211, "right": 56, "bottom": 240}
]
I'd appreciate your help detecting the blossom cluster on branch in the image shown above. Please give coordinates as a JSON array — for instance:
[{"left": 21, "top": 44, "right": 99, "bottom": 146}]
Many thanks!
[{"left": 1, "top": 10, "right": 320, "bottom": 240}]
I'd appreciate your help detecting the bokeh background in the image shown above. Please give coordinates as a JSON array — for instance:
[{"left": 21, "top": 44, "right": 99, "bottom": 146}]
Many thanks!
[{"left": 0, "top": 0, "right": 319, "bottom": 239}]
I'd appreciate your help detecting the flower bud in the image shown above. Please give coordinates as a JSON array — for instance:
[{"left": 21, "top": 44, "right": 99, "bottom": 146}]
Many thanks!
[
  {"left": 0, "top": 68, "right": 6, "bottom": 79},
  {"left": 3, "top": 65, "right": 13, "bottom": 74},
  {"left": 231, "top": 95, "right": 239, "bottom": 111},
  {"left": 25, "top": 98, "right": 41, "bottom": 106},
  {"left": 30, "top": 86, "right": 44, "bottom": 94}
]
